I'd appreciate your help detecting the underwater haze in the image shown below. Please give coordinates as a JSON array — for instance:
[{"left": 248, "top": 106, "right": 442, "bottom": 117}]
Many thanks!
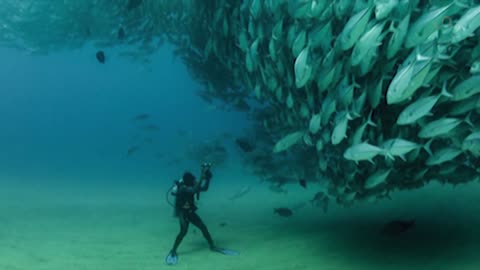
[
  {"left": 0, "top": 45, "right": 248, "bottom": 187},
  {"left": 1, "top": 0, "right": 480, "bottom": 270}
]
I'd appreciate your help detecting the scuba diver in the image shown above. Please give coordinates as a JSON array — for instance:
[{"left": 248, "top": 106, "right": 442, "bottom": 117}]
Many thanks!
[{"left": 165, "top": 163, "right": 238, "bottom": 265}]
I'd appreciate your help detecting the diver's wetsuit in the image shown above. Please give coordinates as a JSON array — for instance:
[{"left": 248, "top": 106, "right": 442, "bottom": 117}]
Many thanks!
[{"left": 170, "top": 175, "right": 214, "bottom": 253}]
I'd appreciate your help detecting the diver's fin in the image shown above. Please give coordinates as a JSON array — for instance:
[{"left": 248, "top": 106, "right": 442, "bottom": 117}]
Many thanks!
[
  {"left": 165, "top": 251, "right": 178, "bottom": 265},
  {"left": 211, "top": 247, "right": 240, "bottom": 256}
]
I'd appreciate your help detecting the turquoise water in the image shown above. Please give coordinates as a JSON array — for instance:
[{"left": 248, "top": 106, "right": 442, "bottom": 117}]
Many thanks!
[
  {"left": 0, "top": 45, "right": 247, "bottom": 186},
  {"left": 0, "top": 48, "right": 480, "bottom": 269},
  {"left": 1, "top": 2, "right": 480, "bottom": 268}
]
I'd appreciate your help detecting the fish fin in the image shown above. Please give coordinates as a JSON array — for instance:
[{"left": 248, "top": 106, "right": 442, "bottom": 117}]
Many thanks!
[
  {"left": 352, "top": 75, "right": 361, "bottom": 89},
  {"left": 399, "top": 155, "right": 406, "bottom": 161},
  {"left": 384, "top": 151, "right": 395, "bottom": 161},
  {"left": 346, "top": 110, "right": 354, "bottom": 120},
  {"left": 387, "top": 20, "right": 397, "bottom": 34},
  {"left": 423, "top": 139, "right": 433, "bottom": 156},
  {"left": 415, "top": 51, "right": 431, "bottom": 62},
  {"left": 367, "top": 111, "right": 377, "bottom": 127},
  {"left": 453, "top": 0, "right": 470, "bottom": 8},
  {"left": 368, "top": 159, "right": 375, "bottom": 165},
  {"left": 440, "top": 81, "right": 453, "bottom": 98},
  {"left": 464, "top": 112, "right": 474, "bottom": 128}
]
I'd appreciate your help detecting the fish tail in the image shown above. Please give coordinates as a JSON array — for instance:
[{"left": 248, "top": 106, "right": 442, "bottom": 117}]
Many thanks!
[
  {"left": 453, "top": 0, "right": 470, "bottom": 8},
  {"left": 367, "top": 110, "right": 377, "bottom": 127},
  {"left": 464, "top": 112, "right": 474, "bottom": 128},
  {"left": 440, "top": 81, "right": 453, "bottom": 98},
  {"left": 383, "top": 150, "right": 395, "bottom": 161},
  {"left": 423, "top": 139, "right": 433, "bottom": 156}
]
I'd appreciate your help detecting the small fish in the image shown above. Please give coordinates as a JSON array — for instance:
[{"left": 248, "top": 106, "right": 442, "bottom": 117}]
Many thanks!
[
  {"left": 219, "top": 222, "right": 228, "bottom": 227},
  {"left": 273, "top": 131, "right": 305, "bottom": 153},
  {"left": 274, "top": 207, "right": 293, "bottom": 217},
  {"left": 133, "top": 113, "right": 150, "bottom": 121},
  {"left": 96, "top": 51, "right": 105, "bottom": 63},
  {"left": 235, "top": 138, "right": 254, "bottom": 153},
  {"left": 118, "top": 27, "right": 125, "bottom": 40},
  {"left": 268, "top": 184, "right": 288, "bottom": 194},
  {"left": 127, "top": 0, "right": 143, "bottom": 11},
  {"left": 126, "top": 145, "right": 140, "bottom": 157},
  {"left": 228, "top": 185, "right": 252, "bottom": 200},
  {"left": 310, "top": 191, "right": 329, "bottom": 213},
  {"left": 381, "top": 219, "right": 415, "bottom": 235},
  {"left": 142, "top": 124, "right": 159, "bottom": 131},
  {"left": 299, "top": 178, "right": 307, "bottom": 189}
]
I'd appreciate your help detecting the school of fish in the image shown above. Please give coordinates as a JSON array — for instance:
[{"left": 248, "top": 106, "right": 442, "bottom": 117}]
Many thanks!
[{"left": 0, "top": 0, "right": 479, "bottom": 207}]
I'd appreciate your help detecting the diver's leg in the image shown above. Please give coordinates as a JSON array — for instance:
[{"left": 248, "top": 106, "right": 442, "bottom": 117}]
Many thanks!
[
  {"left": 166, "top": 211, "right": 189, "bottom": 265},
  {"left": 171, "top": 211, "right": 190, "bottom": 253},
  {"left": 188, "top": 212, "right": 215, "bottom": 249}
]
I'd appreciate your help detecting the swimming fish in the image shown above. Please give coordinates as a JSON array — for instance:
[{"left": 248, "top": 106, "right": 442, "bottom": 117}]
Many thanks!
[
  {"left": 235, "top": 138, "right": 255, "bottom": 153},
  {"left": 228, "top": 185, "right": 252, "bottom": 200},
  {"left": 274, "top": 207, "right": 293, "bottom": 217},
  {"left": 299, "top": 178, "right": 307, "bottom": 189},
  {"left": 381, "top": 219, "right": 415, "bottom": 235},
  {"left": 96, "top": 50, "right": 105, "bottom": 63},
  {"left": 127, "top": 0, "right": 143, "bottom": 11}
]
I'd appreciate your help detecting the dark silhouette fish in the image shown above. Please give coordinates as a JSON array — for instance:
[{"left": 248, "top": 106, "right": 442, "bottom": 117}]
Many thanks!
[
  {"left": 310, "top": 191, "right": 329, "bottom": 213},
  {"left": 235, "top": 138, "right": 254, "bottom": 153},
  {"left": 126, "top": 0, "right": 142, "bottom": 10},
  {"left": 118, "top": 27, "right": 125, "bottom": 40},
  {"left": 382, "top": 219, "right": 415, "bottom": 235},
  {"left": 274, "top": 207, "right": 293, "bottom": 217},
  {"left": 142, "top": 124, "right": 159, "bottom": 131},
  {"left": 228, "top": 185, "right": 251, "bottom": 200},
  {"left": 126, "top": 145, "right": 140, "bottom": 157},
  {"left": 299, "top": 178, "right": 307, "bottom": 189},
  {"left": 96, "top": 50, "right": 105, "bottom": 63},
  {"left": 133, "top": 113, "right": 150, "bottom": 121}
]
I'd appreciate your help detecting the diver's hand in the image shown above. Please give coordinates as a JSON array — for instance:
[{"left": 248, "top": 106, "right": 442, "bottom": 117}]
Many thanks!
[{"left": 204, "top": 169, "right": 212, "bottom": 180}]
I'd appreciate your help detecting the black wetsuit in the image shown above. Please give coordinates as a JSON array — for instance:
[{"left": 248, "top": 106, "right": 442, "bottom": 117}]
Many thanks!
[{"left": 170, "top": 176, "right": 214, "bottom": 253}]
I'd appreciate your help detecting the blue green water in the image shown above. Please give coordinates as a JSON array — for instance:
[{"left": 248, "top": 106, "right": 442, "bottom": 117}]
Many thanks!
[
  {"left": 1, "top": 39, "right": 480, "bottom": 270},
  {"left": 0, "top": 45, "right": 247, "bottom": 186}
]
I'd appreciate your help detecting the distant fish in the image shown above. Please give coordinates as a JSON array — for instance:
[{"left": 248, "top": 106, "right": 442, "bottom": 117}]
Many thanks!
[
  {"left": 176, "top": 129, "right": 192, "bottom": 137},
  {"left": 133, "top": 113, "right": 150, "bottom": 121},
  {"left": 96, "top": 50, "right": 105, "bottom": 63},
  {"left": 144, "top": 137, "right": 153, "bottom": 144},
  {"left": 274, "top": 207, "right": 293, "bottom": 217},
  {"left": 142, "top": 124, "right": 159, "bottom": 131},
  {"left": 268, "top": 184, "right": 288, "bottom": 194},
  {"left": 291, "top": 201, "right": 307, "bottom": 211},
  {"left": 299, "top": 178, "right": 307, "bottom": 189},
  {"left": 235, "top": 138, "right": 254, "bottom": 153},
  {"left": 126, "top": 145, "right": 140, "bottom": 157},
  {"left": 310, "top": 191, "right": 329, "bottom": 213},
  {"left": 381, "top": 219, "right": 415, "bottom": 235},
  {"left": 228, "top": 185, "right": 252, "bottom": 200},
  {"left": 118, "top": 27, "right": 125, "bottom": 40},
  {"left": 126, "top": 0, "right": 143, "bottom": 10}
]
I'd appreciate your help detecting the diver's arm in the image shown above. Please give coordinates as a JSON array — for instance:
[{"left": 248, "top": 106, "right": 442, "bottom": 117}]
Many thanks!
[
  {"left": 199, "top": 178, "right": 210, "bottom": 191},
  {"left": 199, "top": 170, "right": 212, "bottom": 191}
]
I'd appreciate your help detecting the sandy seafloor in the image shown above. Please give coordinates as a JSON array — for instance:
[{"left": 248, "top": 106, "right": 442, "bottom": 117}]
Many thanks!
[{"left": 1, "top": 169, "right": 480, "bottom": 270}]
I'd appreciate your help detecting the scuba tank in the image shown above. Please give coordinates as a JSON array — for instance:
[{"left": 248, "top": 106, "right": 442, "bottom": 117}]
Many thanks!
[{"left": 165, "top": 178, "right": 181, "bottom": 208}]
